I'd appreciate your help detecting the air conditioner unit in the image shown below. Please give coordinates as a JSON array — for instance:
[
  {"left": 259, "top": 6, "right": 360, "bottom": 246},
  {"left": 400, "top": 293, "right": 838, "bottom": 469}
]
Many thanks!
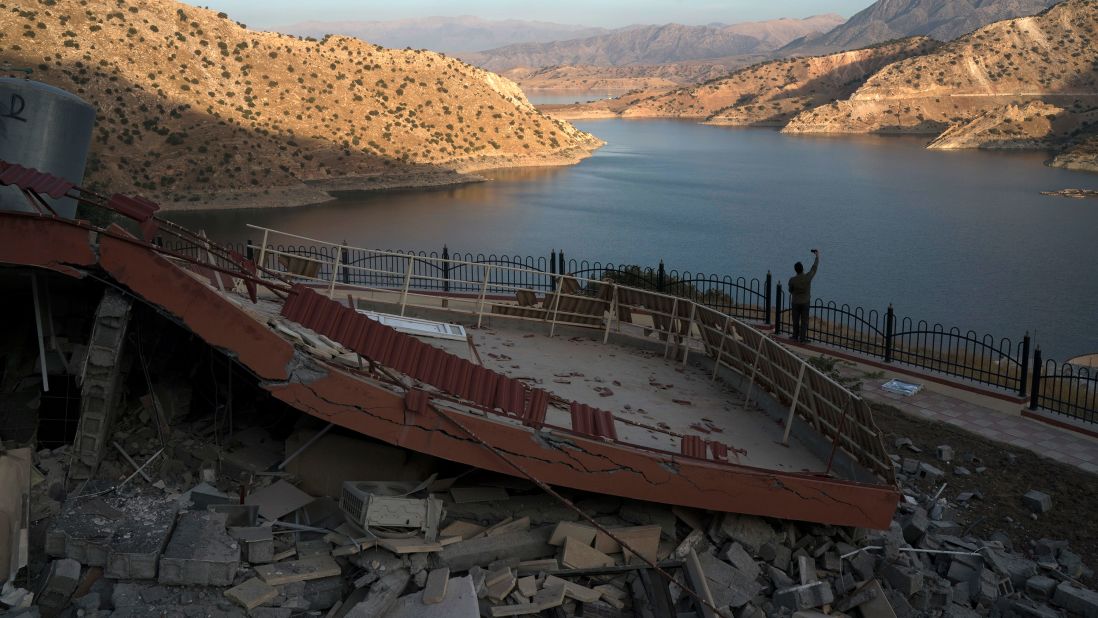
[{"left": 340, "top": 481, "right": 444, "bottom": 541}]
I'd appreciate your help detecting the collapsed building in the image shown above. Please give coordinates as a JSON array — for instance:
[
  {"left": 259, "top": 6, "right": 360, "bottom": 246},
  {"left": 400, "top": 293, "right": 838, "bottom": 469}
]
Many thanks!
[{"left": 0, "top": 79, "right": 1095, "bottom": 618}]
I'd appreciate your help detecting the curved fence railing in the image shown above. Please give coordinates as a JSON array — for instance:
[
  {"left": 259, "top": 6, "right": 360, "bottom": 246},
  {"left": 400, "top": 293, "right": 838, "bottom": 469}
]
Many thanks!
[
  {"left": 776, "top": 292, "right": 1031, "bottom": 397},
  {"left": 161, "top": 231, "right": 1094, "bottom": 426},
  {"left": 1030, "top": 356, "right": 1097, "bottom": 425},
  {"left": 232, "top": 225, "right": 895, "bottom": 483}
]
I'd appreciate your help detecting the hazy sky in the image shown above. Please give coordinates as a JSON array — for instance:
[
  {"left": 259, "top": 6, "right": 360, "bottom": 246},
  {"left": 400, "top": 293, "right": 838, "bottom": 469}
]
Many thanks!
[{"left": 182, "top": 1, "right": 871, "bottom": 29}]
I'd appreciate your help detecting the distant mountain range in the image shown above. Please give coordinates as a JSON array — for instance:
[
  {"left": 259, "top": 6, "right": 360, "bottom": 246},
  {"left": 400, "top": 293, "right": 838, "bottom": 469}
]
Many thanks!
[
  {"left": 464, "top": 16, "right": 847, "bottom": 70},
  {"left": 273, "top": 16, "right": 609, "bottom": 54},
  {"left": 783, "top": 0, "right": 1062, "bottom": 55}
]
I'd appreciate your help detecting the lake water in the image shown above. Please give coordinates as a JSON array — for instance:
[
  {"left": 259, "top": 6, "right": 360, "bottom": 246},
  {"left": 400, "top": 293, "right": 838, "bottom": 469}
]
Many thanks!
[{"left": 168, "top": 119, "right": 1098, "bottom": 360}]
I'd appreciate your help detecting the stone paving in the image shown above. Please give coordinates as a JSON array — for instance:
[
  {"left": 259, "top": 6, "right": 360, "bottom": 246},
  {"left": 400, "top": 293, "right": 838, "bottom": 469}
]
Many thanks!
[{"left": 861, "top": 378, "right": 1098, "bottom": 475}]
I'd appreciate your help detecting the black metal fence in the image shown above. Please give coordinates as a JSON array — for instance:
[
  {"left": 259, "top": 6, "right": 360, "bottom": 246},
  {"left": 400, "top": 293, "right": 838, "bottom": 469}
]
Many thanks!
[
  {"left": 774, "top": 287, "right": 1032, "bottom": 397},
  {"left": 160, "top": 237, "right": 1095, "bottom": 424},
  {"left": 1030, "top": 352, "right": 1098, "bottom": 425}
]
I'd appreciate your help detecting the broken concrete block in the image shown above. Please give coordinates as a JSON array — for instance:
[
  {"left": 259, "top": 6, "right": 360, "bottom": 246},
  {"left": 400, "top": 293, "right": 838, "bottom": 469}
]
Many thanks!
[
  {"left": 345, "top": 569, "right": 412, "bottom": 618},
  {"left": 936, "top": 445, "right": 953, "bottom": 462},
  {"left": 883, "top": 563, "right": 925, "bottom": 597},
  {"left": 208, "top": 504, "right": 260, "bottom": 527},
  {"left": 1023, "top": 490, "right": 1052, "bottom": 514},
  {"left": 835, "top": 580, "right": 885, "bottom": 613},
  {"left": 984, "top": 548, "right": 1037, "bottom": 586},
  {"left": 774, "top": 582, "right": 834, "bottom": 611},
  {"left": 718, "top": 514, "right": 777, "bottom": 554},
  {"left": 230, "top": 526, "right": 274, "bottom": 564},
  {"left": 901, "top": 508, "right": 928, "bottom": 544},
  {"left": 37, "top": 558, "right": 81, "bottom": 611},
  {"left": 918, "top": 463, "right": 945, "bottom": 479},
  {"left": 224, "top": 577, "right": 278, "bottom": 610},
  {"left": 388, "top": 575, "right": 477, "bottom": 618},
  {"left": 186, "top": 482, "right": 233, "bottom": 509},
  {"left": 723, "top": 542, "right": 761, "bottom": 581},
  {"left": 423, "top": 568, "right": 450, "bottom": 604},
  {"left": 158, "top": 511, "right": 240, "bottom": 587},
  {"left": 256, "top": 556, "right": 341, "bottom": 585},
  {"left": 698, "top": 550, "right": 761, "bottom": 609},
  {"left": 105, "top": 498, "right": 178, "bottom": 579},
  {"left": 549, "top": 521, "right": 597, "bottom": 547},
  {"left": 1052, "top": 582, "right": 1098, "bottom": 618},
  {"left": 438, "top": 528, "right": 553, "bottom": 572},
  {"left": 797, "top": 554, "right": 817, "bottom": 585}
]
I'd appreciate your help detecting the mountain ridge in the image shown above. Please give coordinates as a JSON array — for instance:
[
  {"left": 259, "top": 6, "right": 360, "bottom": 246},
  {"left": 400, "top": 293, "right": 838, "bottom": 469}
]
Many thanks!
[
  {"left": 0, "top": 0, "right": 601, "bottom": 210},
  {"left": 465, "top": 15, "right": 846, "bottom": 71}
]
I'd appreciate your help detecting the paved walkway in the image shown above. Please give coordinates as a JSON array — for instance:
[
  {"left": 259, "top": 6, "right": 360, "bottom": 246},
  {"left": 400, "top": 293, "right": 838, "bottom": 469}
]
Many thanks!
[{"left": 861, "top": 378, "right": 1098, "bottom": 475}]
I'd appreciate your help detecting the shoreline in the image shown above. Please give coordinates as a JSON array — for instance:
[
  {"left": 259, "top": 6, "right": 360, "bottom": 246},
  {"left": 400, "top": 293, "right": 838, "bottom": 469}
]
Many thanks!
[{"left": 157, "top": 145, "right": 602, "bottom": 212}]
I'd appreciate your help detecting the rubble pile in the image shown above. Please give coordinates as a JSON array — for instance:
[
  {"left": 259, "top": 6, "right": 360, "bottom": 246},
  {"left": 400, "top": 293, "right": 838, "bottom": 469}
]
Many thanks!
[{"left": 6, "top": 416, "right": 1098, "bottom": 618}]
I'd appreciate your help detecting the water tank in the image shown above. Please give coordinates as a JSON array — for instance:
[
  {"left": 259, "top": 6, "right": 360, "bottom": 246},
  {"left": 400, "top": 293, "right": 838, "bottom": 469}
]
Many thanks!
[{"left": 0, "top": 78, "right": 96, "bottom": 218}]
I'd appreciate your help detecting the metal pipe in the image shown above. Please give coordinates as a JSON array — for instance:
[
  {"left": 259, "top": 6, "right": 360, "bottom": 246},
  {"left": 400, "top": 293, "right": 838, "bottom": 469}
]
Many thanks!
[
  {"left": 30, "top": 275, "right": 49, "bottom": 392},
  {"left": 278, "top": 423, "right": 334, "bottom": 471}
]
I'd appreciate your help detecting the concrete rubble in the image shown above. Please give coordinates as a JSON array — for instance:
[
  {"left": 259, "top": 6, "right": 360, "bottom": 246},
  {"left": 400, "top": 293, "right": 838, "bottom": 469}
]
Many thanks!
[
  {"left": 8, "top": 410, "right": 1095, "bottom": 618},
  {"left": 6, "top": 327, "right": 1096, "bottom": 618}
]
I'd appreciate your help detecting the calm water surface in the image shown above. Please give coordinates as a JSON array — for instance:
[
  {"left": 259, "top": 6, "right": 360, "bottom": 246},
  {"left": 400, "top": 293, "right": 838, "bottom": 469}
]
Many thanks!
[{"left": 168, "top": 119, "right": 1098, "bottom": 360}]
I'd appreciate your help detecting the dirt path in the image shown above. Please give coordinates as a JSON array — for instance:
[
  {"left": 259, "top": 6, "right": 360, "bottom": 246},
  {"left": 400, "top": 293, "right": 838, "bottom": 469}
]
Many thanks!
[{"left": 871, "top": 401, "right": 1098, "bottom": 575}]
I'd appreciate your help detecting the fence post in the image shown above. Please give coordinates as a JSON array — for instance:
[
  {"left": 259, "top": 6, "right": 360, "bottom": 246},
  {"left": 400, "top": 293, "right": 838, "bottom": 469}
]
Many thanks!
[
  {"left": 327, "top": 246, "right": 342, "bottom": 299},
  {"left": 245, "top": 239, "right": 254, "bottom": 261},
  {"left": 1019, "top": 333, "right": 1031, "bottom": 397},
  {"left": 764, "top": 271, "right": 772, "bottom": 326},
  {"left": 657, "top": 260, "right": 666, "bottom": 292},
  {"left": 558, "top": 250, "right": 565, "bottom": 277},
  {"left": 257, "top": 229, "right": 270, "bottom": 271},
  {"left": 1029, "top": 347, "right": 1042, "bottom": 410},
  {"left": 884, "top": 305, "right": 895, "bottom": 363},
  {"left": 549, "top": 250, "right": 557, "bottom": 287},
  {"left": 441, "top": 245, "right": 451, "bottom": 294},
  {"left": 340, "top": 241, "right": 350, "bottom": 285},
  {"left": 774, "top": 284, "right": 783, "bottom": 336}
]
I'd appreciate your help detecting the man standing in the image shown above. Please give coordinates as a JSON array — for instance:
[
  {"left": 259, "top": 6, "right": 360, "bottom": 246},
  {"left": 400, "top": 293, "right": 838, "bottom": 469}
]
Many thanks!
[{"left": 788, "top": 249, "right": 819, "bottom": 343}]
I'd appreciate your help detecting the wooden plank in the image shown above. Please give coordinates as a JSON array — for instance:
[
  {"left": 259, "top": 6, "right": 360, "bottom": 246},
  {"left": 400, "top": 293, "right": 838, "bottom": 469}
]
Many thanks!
[
  {"left": 224, "top": 577, "right": 278, "bottom": 610},
  {"left": 549, "top": 521, "right": 597, "bottom": 547},
  {"left": 561, "top": 536, "right": 614, "bottom": 570},
  {"left": 543, "top": 575, "right": 601, "bottom": 603},
  {"left": 614, "top": 525, "right": 661, "bottom": 565},
  {"left": 255, "top": 556, "right": 341, "bottom": 586},
  {"left": 377, "top": 537, "right": 444, "bottom": 554},
  {"left": 486, "top": 516, "right": 530, "bottom": 537},
  {"left": 683, "top": 548, "right": 717, "bottom": 618},
  {"left": 439, "top": 520, "right": 486, "bottom": 540},
  {"left": 423, "top": 568, "right": 450, "bottom": 604}
]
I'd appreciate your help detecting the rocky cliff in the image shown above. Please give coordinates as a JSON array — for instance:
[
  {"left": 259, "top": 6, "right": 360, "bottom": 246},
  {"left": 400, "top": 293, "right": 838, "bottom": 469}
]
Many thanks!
[
  {"left": 0, "top": 0, "right": 602, "bottom": 209},
  {"left": 785, "top": 0, "right": 1061, "bottom": 55},
  {"left": 585, "top": 38, "right": 939, "bottom": 125},
  {"left": 783, "top": 0, "right": 1098, "bottom": 137}
]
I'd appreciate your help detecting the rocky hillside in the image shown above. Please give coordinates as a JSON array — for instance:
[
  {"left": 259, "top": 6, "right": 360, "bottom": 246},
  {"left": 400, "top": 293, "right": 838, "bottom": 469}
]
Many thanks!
[
  {"left": 1051, "top": 131, "right": 1098, "bottom": 170},
  {"left": 0, "top": 0, "right": 601, "bottom": 209},
  {"left": 568, "top": 38, "right": 938, "bottom": 125},
  {"left": 466, "top": 16, "right": 845, "bottom": 72},
  {"left": 927, "top": 100, "right": 1098, "bottom": 149},
  {"left": 275, "top": 16, "right": 608, "bottom": 55},
  {"left": 786, "top": 0, "right": 1061, "bottom": 55},
  {"left": 505, "top": 62, "right": 742, "bottom": 92},
  {"left": 784, "top": 0, "right": 1098, "bottom": 138}
]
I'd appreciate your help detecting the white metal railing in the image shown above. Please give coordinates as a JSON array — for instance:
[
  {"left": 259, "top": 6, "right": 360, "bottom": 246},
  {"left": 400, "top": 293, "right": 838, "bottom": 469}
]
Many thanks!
[{"left": 248, "top": 225, "right": 895, "bottom": 482}]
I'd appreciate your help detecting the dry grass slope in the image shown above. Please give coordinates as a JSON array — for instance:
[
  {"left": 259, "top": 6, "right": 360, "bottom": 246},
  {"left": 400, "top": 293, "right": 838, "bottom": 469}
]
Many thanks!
[{"left": 0, "top": 0, "right": 601, "bottom": 207}]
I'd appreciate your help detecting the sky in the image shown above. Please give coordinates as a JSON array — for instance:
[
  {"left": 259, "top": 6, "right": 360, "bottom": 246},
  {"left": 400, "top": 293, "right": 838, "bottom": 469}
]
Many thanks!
[{"left": 181, "top": 0, "right": 872, "bottom": 29}]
